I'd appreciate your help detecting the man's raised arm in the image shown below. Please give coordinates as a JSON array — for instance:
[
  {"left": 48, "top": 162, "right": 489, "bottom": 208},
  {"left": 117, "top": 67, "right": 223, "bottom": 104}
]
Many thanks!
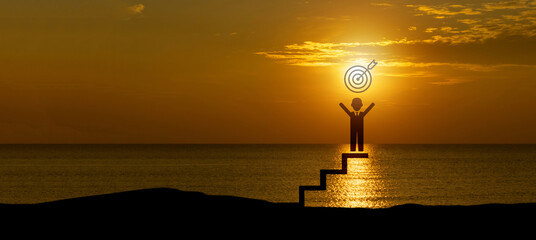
[
  {"left": 361, "top": 102, "right": 375, "bottom": 117},
  {"left": 339, "top": 103, "right": 353, "bottom": 117}
]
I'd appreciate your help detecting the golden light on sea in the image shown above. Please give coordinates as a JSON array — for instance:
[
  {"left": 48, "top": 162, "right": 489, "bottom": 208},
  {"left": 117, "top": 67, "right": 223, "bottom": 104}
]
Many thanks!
[{"left": 307, "top": 144, "right": 389, "bottom": 208}]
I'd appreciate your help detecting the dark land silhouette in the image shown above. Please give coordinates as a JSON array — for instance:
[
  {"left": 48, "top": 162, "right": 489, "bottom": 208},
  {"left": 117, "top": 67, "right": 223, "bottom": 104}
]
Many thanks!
[{"left": 1, "top": 188, "right": 534, "bottom": 234}]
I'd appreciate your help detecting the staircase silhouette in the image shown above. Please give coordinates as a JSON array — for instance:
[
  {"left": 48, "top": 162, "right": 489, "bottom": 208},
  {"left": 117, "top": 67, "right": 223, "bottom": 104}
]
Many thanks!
[{"left": 299, "top": 152, "right": 368, "bottom": 207}]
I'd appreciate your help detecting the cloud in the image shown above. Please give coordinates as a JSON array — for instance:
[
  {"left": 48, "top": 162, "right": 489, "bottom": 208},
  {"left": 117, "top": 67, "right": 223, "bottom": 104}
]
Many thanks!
[
  {"left": 288, "top": 3, "right": 534, "bottom": 49},
  {"left": 255, "top": 40, "right": 418, "bottom": 66},
  {"left": 127, "top": 3, "right": 145, "bottom": 15},
  {"left": 255, "top": 41, "right": 363, "bottom": 66},
  {"left": 371, "top": 3, "right": 394, "bottom": 7},
  {"left": 257, "top": 38, "right": 536, "bottom": 71},
  {"left": 407, "top": 1, "right": 536, "bottom": 43},
  {"left": 377, "top": 60, "right": 536, "bottom": 86},
  {"left": 380, "top": 60, "right": 501, "bottom": 72},
  {"left": 458, "top": 18, "right": 481, "bottom": 25},
  {"left": 430, "top": 78, "right": 471, "bottom": 85},
  {"left": 406, "top": 4, "right": 482, "bottom": 17},
  {"left": 481, "top": 0, "right": 530, "bottom": 11},
  {"left": 376, "top": 71, "right": 438, "bottom": 78},
  {"left": 257, "top": 1, "right": 536, "bottom": 68},
  {"left": 255, "top": 39, "right": 533, "bottom": 70}
]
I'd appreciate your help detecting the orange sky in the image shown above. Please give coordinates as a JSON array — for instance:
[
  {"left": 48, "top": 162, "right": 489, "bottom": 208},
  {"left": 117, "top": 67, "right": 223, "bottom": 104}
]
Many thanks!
[{"left": 1, "top": 0, "right": 535, "bottom": 144}]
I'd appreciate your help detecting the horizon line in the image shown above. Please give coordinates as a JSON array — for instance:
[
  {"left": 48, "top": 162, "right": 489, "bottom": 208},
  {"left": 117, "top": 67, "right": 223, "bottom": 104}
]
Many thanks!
[{"left": 0, "top": 143, "right": 534, "bottom": 145}]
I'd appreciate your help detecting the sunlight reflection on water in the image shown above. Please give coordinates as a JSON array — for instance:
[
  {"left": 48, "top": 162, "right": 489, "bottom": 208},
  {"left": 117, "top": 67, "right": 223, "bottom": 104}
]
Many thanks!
[
  {"left": 1, "top": 144, "right": 535, "bottom": 206},
  {"left": 307, "top": 144, "right": 390, "bottom": 208}
]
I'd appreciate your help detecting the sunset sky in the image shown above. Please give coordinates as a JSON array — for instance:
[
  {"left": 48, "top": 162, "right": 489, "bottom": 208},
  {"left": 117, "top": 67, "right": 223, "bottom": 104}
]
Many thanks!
[{"left": 1, "top": 0, "right": 535, "bottom": 144}]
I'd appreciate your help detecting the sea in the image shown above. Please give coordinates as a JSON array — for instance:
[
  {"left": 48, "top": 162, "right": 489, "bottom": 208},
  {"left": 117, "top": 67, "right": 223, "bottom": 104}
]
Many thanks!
[{"left": 0, "top": 144, "right": 534, "bottom": 208}]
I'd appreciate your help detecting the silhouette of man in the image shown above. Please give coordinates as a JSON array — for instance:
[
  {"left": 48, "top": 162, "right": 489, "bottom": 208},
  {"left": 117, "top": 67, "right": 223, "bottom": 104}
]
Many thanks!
[{"left": 339, "top": 98, "right": 375, "bottom": 152}]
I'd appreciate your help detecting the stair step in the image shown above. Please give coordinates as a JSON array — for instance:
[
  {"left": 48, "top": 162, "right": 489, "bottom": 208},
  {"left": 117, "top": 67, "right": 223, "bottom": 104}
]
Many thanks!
[
  {"left": 321, "top": 169, "right": 346, "bottom": 175},
  {"left": 342, "top": 153, "right": 368, "bottom": 158},
  {"left": 299, "top": 152, "right": 368, "bottom": 207}
]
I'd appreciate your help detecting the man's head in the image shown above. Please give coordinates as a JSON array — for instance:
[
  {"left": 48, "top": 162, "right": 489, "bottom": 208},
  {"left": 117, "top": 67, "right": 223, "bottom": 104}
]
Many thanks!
[{"left": 351, "top": 97, "right": 363, "bottom": 111}]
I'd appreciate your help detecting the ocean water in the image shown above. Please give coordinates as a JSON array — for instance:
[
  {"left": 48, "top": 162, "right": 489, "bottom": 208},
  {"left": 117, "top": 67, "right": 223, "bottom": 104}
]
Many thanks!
[{"left": 0, "top": 144, "right": 535, "bottom": 208}]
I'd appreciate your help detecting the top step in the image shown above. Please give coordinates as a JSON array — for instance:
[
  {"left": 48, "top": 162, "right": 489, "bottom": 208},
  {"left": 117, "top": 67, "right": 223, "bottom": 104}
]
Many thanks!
[{"left": 342, "top": 152, "right": 369, "bottom": 158}]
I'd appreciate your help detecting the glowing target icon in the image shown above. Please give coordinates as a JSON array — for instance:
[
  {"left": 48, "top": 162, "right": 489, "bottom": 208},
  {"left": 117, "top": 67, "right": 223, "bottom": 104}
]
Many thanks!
[{"left": 344, "top": 59, "right": 377, "bottom": 93}]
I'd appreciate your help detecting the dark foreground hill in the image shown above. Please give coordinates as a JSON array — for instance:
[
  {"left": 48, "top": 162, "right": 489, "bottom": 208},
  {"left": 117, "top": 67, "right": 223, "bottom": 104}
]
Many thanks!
[{"left": 1, "top": 188, "right": 534, "bottom": 235}]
